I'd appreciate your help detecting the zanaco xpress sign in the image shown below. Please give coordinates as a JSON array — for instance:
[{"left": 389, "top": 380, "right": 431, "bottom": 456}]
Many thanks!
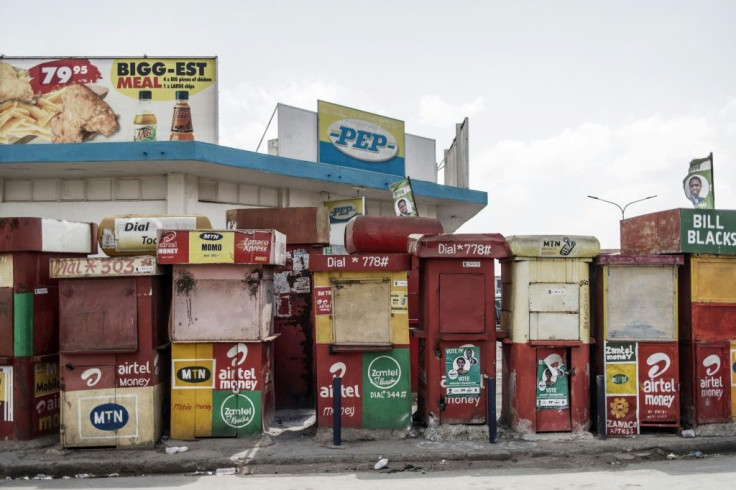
[
  {"left": 0, "top": 57, "right": 217, "bottom": 145},
  {"left": 317, "top": 100, "right": 405, "bottom": 176}
]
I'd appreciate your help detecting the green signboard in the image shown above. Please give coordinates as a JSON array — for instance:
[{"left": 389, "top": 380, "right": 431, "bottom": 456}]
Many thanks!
[
  {"left": 211, "top": 390, "right": 262, "bottom": 437},
  {"left": 362, "top": 349, "right": 411, "bottom": 429},
  {"left": 680, "top": 209, "right": 736, "bottom": 255}
]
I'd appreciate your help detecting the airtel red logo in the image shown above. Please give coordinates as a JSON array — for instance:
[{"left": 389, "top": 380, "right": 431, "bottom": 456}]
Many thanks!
[
  {"left": 646, "top": 352, "right": 671, "bottom": 379},
  {"left": 160, "top": 231, "right": 177, "bottom": 243}
]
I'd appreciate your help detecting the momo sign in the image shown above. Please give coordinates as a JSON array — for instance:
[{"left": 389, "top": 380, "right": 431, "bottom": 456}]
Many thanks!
[{"left": 318, "top": 100, "right": 405, "bottom": 176}]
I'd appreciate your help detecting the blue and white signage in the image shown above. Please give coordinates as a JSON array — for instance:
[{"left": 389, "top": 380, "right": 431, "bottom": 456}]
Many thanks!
[{"left": 318, "top": 100, "right": 405, "bottom": 176}]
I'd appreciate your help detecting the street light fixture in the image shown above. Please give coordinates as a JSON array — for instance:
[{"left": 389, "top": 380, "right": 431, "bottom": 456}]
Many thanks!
[{"left": 587, "top": 195, "right": 658, "bottom": 220}]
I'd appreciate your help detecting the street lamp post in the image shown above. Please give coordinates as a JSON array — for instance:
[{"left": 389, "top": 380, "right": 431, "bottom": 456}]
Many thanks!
[{"left": 587, "top": 195, "right": 658, "bottom": 220}]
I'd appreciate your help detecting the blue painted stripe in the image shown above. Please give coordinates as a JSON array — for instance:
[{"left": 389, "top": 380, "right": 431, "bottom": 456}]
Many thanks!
[
  {"left": 318, "top": 142, "right": 405, "bottom": 176},
  {"left": 0, "top": 142, "right": 486, "bottom": 205}
]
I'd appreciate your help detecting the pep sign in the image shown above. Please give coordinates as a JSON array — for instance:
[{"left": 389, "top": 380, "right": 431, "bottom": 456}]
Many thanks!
[
  {"left": 318, "top": 100, "right": 405, "bottom": 176},
  {"left": 327, "top": 119, "right": 398, "bottom": 162}
]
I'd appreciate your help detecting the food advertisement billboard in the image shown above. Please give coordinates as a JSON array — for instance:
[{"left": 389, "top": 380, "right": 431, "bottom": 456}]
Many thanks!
[{"left": 0, "top": 57, "right": 217, "bottom": 145}]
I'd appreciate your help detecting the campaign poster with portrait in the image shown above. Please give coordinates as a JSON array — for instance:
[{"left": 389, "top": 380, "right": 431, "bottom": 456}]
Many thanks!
[
  {"left": 389, "top": 177, "right": 418, "bottom": 217},
  {"left": 536, "top": 359, "right": 569, "bottom": 409},
  {"left": 683, "top": 154, "right": 714, "bottom": 209},
  {"left": 445, "top": 346, "right": 480, "bottom": 396}
]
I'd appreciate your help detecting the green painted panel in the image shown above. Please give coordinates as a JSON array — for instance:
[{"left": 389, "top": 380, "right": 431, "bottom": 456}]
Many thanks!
[
  {"left": 211, "top": 390, "right": 262, "bottom": 437},
  {"left": 13, "top": 293, "right": 33, "bottom": 357},
  {"left": 362, "top": 348, "right": 411, "bottom": 429},
  {"left": 680, "top": 209, "right": 736, "bottom": 254}
]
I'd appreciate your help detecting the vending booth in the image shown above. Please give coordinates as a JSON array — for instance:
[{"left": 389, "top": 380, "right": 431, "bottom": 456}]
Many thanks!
[
  {"left": 309, "top": 216, "right": 444, "bottom": 431},
  {"left": 310, "top": 252, "right": 413, "bottom": 430},
  {"left": 593, "top": 254, "right": 683, "bottom": 436},
  {"left": 621, "top": 208, "right": 736, "bottom": 428},
  {"left": 500, "top": 235, "right": 600, "bottom": 434},
  {"left": 410, "top": 233, "right": 508, "bottom": 426},
  {"left": 226, "top": 207, "right": 330, "bottom": 410},
  {"left": 159, "top": 229, "right": 286, "bottom": 439},
  {"left": 53, "top": 255, "right": 169, "bottom": 448},
  {"left": 343, "top": 216, "right": 444, "bottom": 394},
  {"left": 0, "top": 217, "right": 96, "bottom": 440}
]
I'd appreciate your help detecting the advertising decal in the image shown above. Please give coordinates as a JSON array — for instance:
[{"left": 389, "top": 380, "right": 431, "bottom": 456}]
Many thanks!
[
  {"left": 604, "top": 341, "right": 639, "bottom": 436},
  {"left": 317, "top": 100, "right": 405, "bottom": 176},
  {"left": 0, "top": 57, "right": 217, "bottom": 145},
  {"left": 171, "top": 342, "right": 264, "bottom": 437},
  {"left": 317, "top": 347, "right": 411, "bottom": 430},
  {"left": 323, "top": 197, "right": 365, "bottom": 254},
  {"left": 637, "top": 343, "right": 678, "bottom": 423}
]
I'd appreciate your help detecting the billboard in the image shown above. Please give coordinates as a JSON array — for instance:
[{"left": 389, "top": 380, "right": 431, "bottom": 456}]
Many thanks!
[
  {"left": 317, "top": 100, "right": 405, "bottom": 176},
  {"left": 0, "top": 57, "right": 217, "bottom": 145}
]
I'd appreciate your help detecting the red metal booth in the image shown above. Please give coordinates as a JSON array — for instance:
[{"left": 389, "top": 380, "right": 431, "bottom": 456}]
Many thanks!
[{"left": 410, "top": 233, "right": 508, "bottom": 426}]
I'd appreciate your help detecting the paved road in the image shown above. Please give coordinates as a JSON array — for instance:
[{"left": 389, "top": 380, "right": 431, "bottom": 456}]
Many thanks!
[{"left": 3, "top": 452, "right": 734, "bottom": 489}]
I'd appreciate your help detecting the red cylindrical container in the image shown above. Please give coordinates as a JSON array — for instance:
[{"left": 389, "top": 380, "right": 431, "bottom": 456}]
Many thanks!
[{"left": 344, "top": 216, "right": 443, "bottom": 254}]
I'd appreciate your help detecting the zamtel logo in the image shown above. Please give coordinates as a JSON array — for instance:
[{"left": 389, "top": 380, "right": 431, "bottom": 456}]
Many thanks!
[
  {"left": 90, "top": 403, "right": 129, "bottom": 431},
  {"left": 328, "top": 119, "right": 398, "bottom": 162},
  {"left": 646, "top": 352, "right": 671, "bottom": 379},
  {"left": 703, "top": 354, "right": 721, "bottom": 376},
  {"left": 176, "top": 366, "right": 211, "bottom": 383},
  {"left": 199, "top": 232, "right": 223, "bottom": 241}
]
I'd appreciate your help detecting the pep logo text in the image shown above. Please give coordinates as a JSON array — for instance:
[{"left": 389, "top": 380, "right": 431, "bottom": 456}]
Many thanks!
[{"left": 328, "top": 119, "right": 398, "bottom": 162}]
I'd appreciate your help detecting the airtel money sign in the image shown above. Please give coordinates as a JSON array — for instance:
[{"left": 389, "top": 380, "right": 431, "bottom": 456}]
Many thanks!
[{"left": 318, "top": 100, "right": 405, "bottom": 176}]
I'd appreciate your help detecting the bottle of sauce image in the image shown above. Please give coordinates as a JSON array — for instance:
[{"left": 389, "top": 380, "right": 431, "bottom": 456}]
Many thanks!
[
  {"left": 169, "top": 90, "right": 194, "bottom": 141},
  {"left": 133, "top": 90, "right": 157, "bottom": 141}
]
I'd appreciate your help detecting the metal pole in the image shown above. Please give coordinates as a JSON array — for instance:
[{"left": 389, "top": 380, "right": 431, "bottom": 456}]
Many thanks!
[
  {"left": 587, "top": 195, "right": 657, "bottom": 220},
  {"left": 596, "top": 375, "right": 606, "bottom": 440},
  {"left": 487, "top": 376, "right": 497, "bottom": 443},
  {"left": 333, "top": 376, "right": 342, "bottom": 446}
]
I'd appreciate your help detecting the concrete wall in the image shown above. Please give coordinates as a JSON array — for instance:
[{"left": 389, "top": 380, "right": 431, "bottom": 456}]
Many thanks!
[{"left": 0, "top": 173, "right": 438, "bottom": 231}]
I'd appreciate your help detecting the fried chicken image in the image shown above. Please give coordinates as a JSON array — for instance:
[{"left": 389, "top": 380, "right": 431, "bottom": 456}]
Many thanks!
[
  {"left": 0, "top": 61, "right": 34, "bottom": 103},
  {"left": 49, "top": 84, "right": 119, "bottom": 143}
]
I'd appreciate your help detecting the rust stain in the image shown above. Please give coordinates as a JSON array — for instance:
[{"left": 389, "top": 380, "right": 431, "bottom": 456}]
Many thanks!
[
  {"left": 243, "top": 269, "right": 263, "bottom": 298},
  {"left": 175, "top": 270, "right": 196, "bottom": 296}
]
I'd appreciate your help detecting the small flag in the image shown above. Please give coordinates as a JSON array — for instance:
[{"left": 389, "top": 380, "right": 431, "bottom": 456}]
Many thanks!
[
  {"left": 683, "top": 153, "right": 714, "bottom": 209},
  {"left": 389, "top": 177, "right": 418, "bottom": 217}
]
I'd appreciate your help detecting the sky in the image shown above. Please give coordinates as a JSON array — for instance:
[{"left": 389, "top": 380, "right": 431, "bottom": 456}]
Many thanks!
[{"left": 3, "top": 1, "right": 736, "bottom": 249}]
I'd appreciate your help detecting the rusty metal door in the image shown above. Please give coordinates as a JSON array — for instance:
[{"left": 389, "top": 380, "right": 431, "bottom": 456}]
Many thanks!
[
  {"left": 439, "top": 273, "right": 486, "bottom": 334},
  {"left": 59, "top": 278, "right": 138, "bottom": 353},
  {"left": 536, "top": 347, "right": 571, "bottom": 432}
]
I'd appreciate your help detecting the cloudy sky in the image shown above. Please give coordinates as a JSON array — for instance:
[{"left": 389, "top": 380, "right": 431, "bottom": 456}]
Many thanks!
[{"left": 4, "top": 1, "right": 735, "bottom": 248}]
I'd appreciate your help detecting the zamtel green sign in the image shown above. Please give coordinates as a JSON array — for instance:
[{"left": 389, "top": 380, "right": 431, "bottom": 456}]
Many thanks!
[
  {"left": 362, "top": 349, "right": 411, "bottom": 429},
  {"left": 681, "top": 209, "right": 736, "bottom": 255},
  {"left": 211, "top": 390, "right": 261, "bottom": 437}
]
